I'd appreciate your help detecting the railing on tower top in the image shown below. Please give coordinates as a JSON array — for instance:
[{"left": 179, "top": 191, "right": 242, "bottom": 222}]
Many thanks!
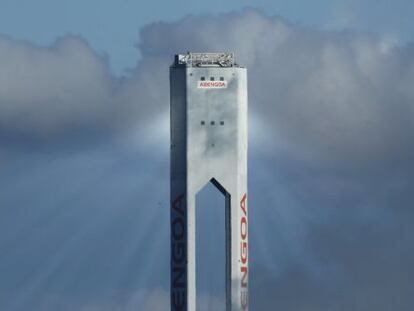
[{"left": 175, "top": 53, "right": 235, "bottom": 67}]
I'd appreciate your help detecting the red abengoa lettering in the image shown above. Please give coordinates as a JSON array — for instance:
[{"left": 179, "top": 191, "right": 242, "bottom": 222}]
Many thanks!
[
  {"left": 240, "top": 193, "right": 248, "bottom": 310},
  {"left": 171, "top": 194, "right": 186, "bottom": 311},
  {"left": 241, "top": 241, "right": 248, "bottom": 264},
  {"left": 198, "top": 81, "right": 227, "bottom": 88},
  {"left": 241, "top": 266, "right": 248, "bottom": 287},
  {"left": 172, "top": 194, "right": 185, "bottom": 216}
]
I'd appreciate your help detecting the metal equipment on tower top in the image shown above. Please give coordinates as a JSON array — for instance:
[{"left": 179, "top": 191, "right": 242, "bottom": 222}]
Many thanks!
[{"left": 174, "top": 52, "right": 236, "bottom": 67}]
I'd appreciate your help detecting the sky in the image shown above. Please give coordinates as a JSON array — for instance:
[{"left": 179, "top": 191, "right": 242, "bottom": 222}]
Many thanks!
[{"left": 1, "top": 1, "right": 414, "bottom": 310}]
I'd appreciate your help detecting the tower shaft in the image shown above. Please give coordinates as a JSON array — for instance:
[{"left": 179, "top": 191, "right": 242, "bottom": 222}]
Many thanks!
[{"left": 170, "top": 53, "right": 248, "bottom": 311}]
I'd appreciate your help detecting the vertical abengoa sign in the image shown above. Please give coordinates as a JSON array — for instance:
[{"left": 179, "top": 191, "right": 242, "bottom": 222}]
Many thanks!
[
  {"left": 240, "top": 193, "right": 248, "bottom": 310},
  {"left": 171, "top": 194, "right": 187, "bottom": 311},
  {"left": 171, "top": 192, "right": 248, "bottom": 311}
]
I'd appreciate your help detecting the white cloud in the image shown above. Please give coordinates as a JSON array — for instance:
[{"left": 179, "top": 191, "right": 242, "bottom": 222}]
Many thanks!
[
  {"left": 1, "top": 9, "right": 413, "bottom": 169},
  {"left": 0, "top": 35, "right": 113, "bottom": 137},
  {"left": 138, "top": 9, "right": 414, "bottom": 170}
]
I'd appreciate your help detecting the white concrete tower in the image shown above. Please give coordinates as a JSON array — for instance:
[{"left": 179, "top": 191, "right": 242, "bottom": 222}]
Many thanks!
[{"left": 170, "top": 53, "right": 248, "bottom": 311}]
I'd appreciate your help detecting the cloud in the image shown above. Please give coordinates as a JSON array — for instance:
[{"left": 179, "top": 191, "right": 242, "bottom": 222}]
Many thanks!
[
  {"left": 0, "top": 35, "right": 113, "bottom": 138},
  {"left": 2, "top": 9, "right": 414, "bottom": 168},
  {"left": 139, "top": 9, "right": 414, "bottom": 171},
  {"left": 0, "top": 34, "right": 169, "bottom": 149}
]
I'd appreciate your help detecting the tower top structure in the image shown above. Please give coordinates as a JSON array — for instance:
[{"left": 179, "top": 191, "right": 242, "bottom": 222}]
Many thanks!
[{"left": 173, "top": 52, "right": 239, "bottom": 67}]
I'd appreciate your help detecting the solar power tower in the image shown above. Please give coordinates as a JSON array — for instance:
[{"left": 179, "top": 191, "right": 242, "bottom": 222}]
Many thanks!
[{"left": 170, "top": 53, "right": 248, "bottom": 311}]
